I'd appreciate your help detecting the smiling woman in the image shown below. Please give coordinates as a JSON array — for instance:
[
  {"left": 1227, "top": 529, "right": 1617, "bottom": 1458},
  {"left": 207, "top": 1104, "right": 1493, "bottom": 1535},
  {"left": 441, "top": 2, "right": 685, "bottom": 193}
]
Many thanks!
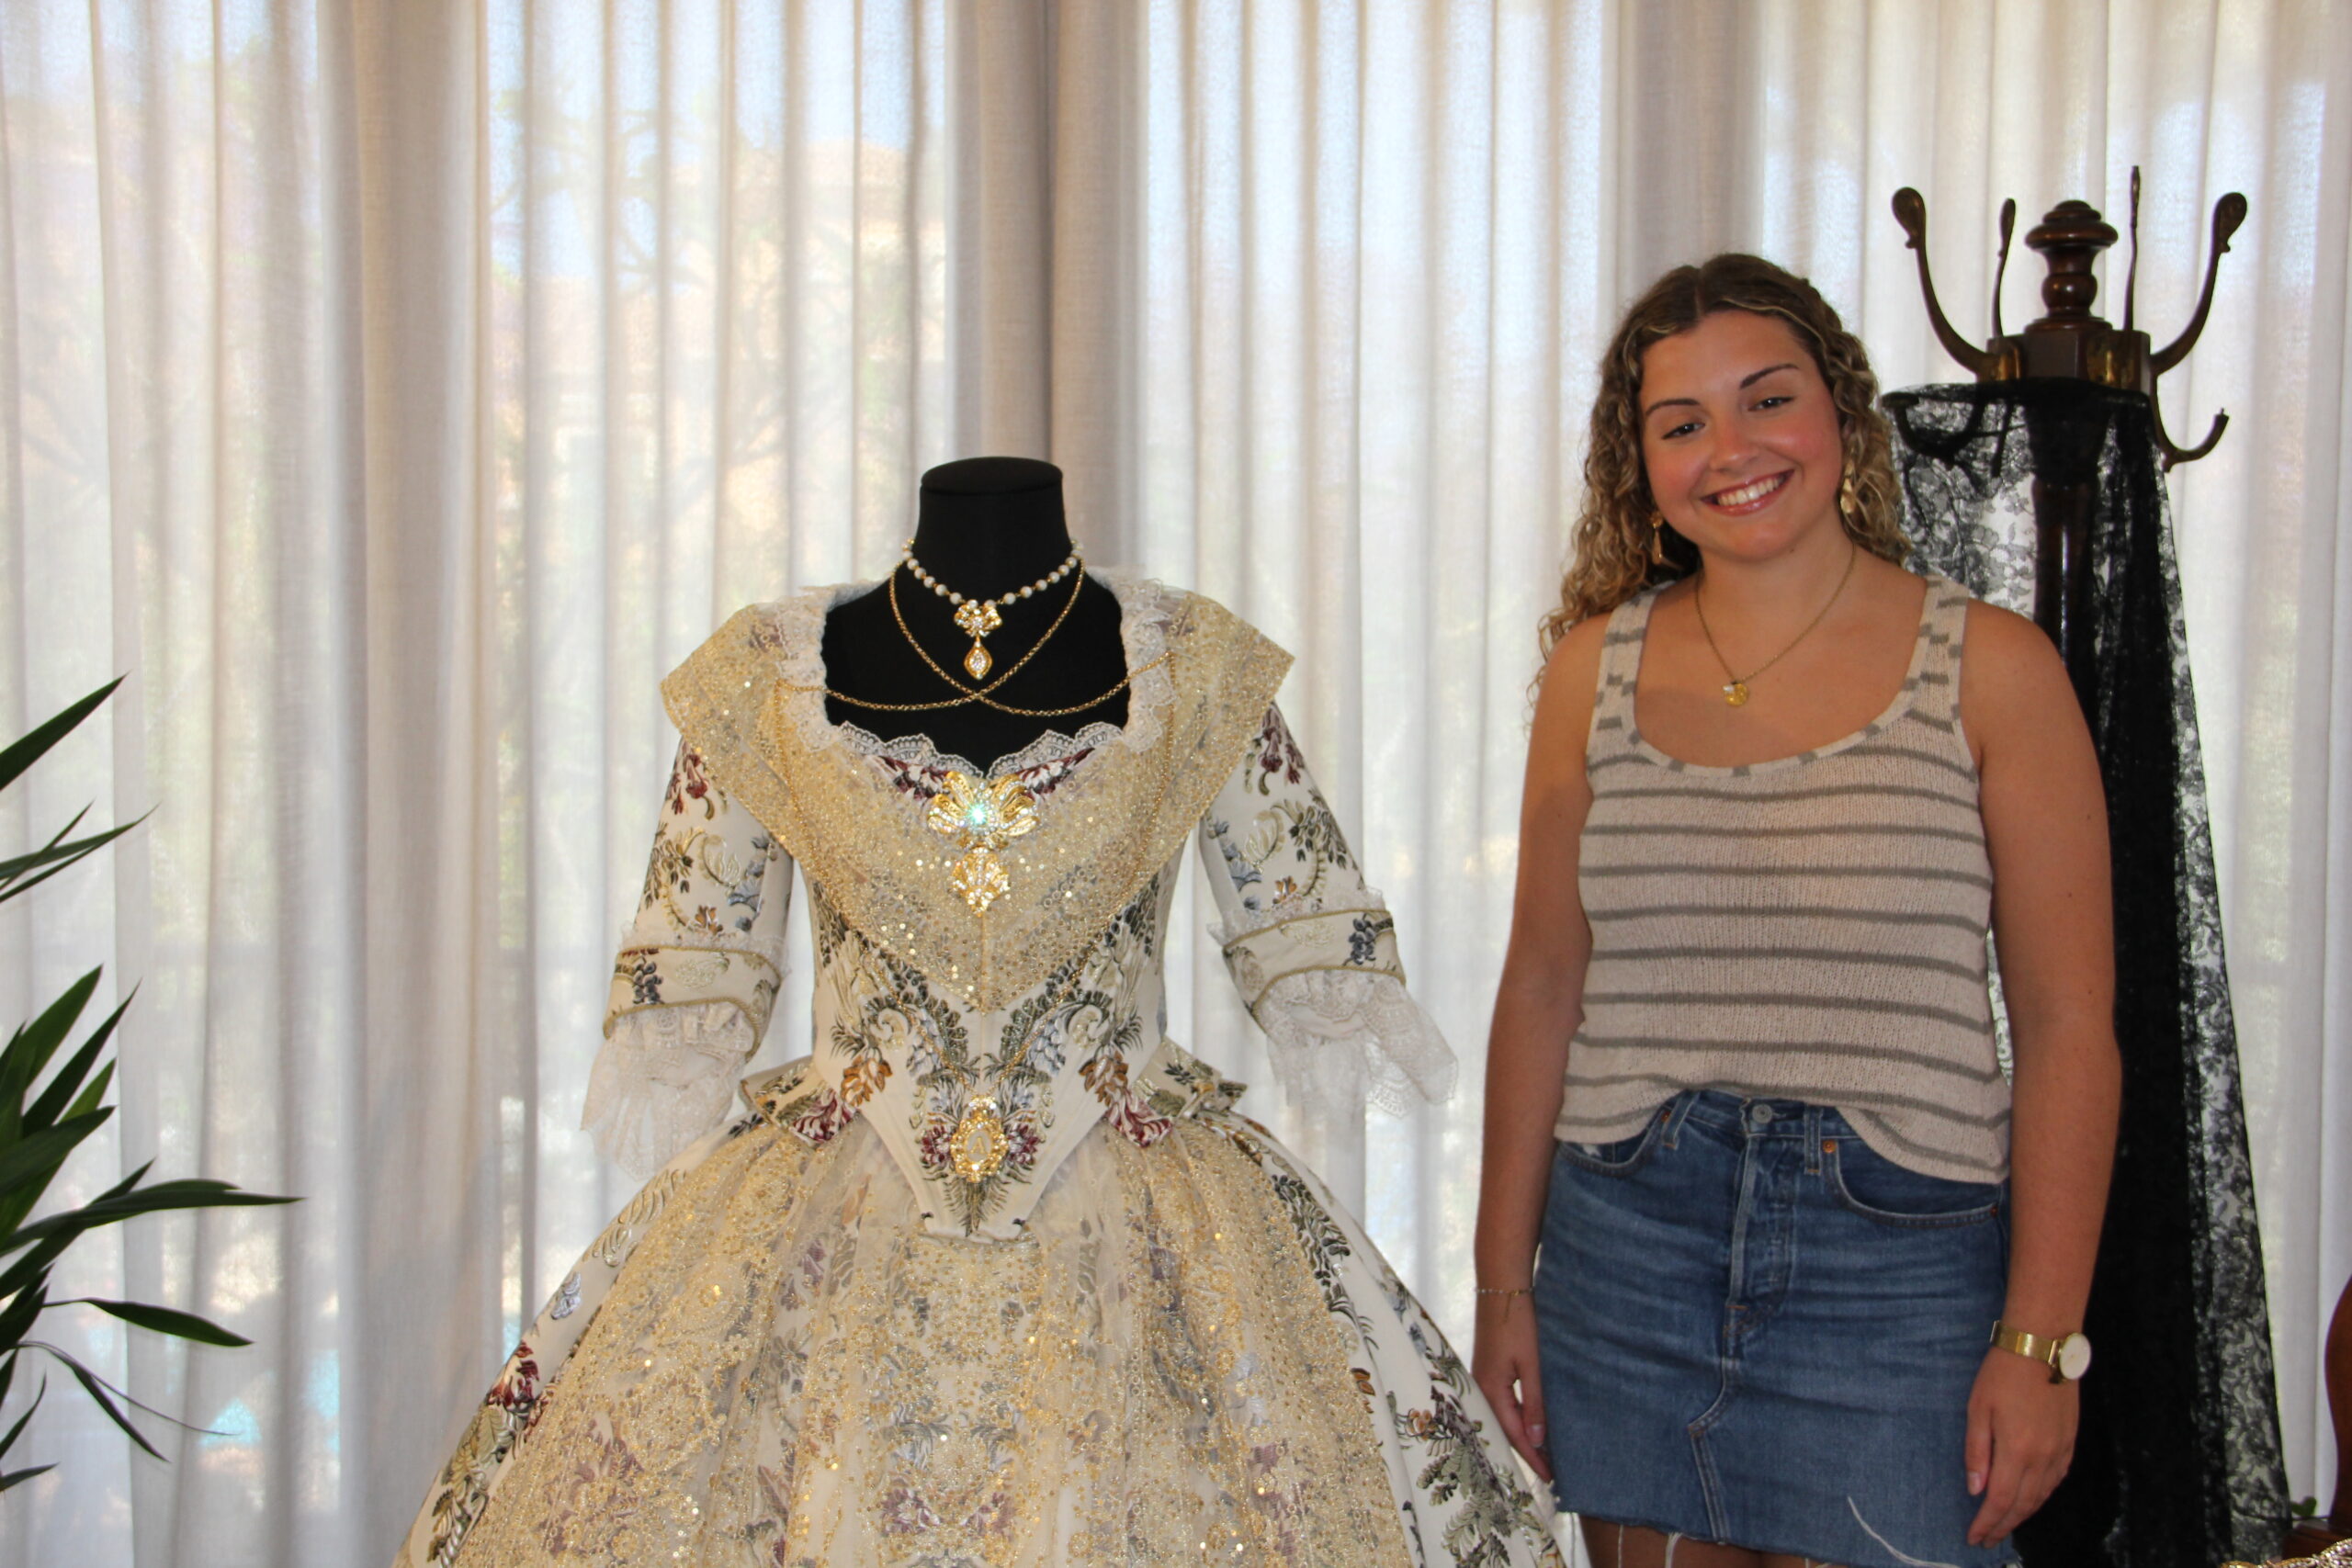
[{"left": 1475, "top": 255, "right": 2124, "bottom": 1568}]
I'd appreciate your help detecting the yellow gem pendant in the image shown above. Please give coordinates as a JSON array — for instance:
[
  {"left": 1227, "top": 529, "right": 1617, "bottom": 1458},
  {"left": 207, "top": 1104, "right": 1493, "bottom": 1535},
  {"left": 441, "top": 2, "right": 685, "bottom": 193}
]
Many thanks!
[
  {"left": 950, "top": 1096, "right": 1011, "bottom": 1183},
  {"left": 953, "top": 600, "right": 1001, "bottom": 679},
  {"left": 1724, "top": 682, "right": 1751, "bottom": 707}
]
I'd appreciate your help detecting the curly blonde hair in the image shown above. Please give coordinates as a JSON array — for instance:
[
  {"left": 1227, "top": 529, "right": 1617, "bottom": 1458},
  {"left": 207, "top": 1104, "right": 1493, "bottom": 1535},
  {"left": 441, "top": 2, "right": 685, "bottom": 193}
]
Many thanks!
[{"left": 1538, "top": 254, "right": 1908, "bottom": 662}]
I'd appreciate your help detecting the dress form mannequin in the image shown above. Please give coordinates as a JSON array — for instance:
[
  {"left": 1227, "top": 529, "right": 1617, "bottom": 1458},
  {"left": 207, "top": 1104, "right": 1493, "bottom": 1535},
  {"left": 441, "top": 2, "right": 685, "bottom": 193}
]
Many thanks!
[{"left": 823, "top": 457, "right": 1128, "bottom": 767}]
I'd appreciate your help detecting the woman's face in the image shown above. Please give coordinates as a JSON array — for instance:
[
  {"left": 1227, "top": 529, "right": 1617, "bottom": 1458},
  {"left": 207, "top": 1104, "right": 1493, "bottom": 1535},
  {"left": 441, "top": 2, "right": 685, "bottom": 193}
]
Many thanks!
[{"left": 1636, "top": 309, "right": 1846, "bottom": 566}]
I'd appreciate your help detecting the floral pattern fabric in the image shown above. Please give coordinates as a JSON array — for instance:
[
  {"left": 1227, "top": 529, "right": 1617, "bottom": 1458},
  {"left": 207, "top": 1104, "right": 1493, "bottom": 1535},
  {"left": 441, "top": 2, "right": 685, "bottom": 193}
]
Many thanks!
[{"left": 395, "top": 580, "right": 1556, "bottom": 1567}]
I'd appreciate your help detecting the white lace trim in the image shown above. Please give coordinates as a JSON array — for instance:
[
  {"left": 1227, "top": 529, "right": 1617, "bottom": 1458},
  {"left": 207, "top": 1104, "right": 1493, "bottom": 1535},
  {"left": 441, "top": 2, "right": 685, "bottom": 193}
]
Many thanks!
[
  {"left": 1251, "top": 969, "right": 1458, "bottom": 1119},
  {"left": 582, "top": 1001, "right": 759, "bottom": 1179},
  {"left": 766, "top": 569, "right": 1180, "bottom": 778}
]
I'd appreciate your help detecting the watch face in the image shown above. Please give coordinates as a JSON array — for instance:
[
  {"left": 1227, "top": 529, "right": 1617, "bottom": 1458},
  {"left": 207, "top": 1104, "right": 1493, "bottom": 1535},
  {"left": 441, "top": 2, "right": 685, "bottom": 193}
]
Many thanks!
[{"left": 2057, "top": 1334, "right": 2092, "bottom": 1381}]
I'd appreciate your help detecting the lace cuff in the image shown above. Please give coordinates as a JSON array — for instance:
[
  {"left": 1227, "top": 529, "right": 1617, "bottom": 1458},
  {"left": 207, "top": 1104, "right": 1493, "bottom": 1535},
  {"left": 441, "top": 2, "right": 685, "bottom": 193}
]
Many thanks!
[
  {"left": 1250, "top": 968, "right": 1458, "bottom": 1117},
  {"left": 1216, "top": 901, "right": 1456, "bottom": 1116},
  {"left": 582, "top": 1001, "right": 761, "bottom": 1178}
]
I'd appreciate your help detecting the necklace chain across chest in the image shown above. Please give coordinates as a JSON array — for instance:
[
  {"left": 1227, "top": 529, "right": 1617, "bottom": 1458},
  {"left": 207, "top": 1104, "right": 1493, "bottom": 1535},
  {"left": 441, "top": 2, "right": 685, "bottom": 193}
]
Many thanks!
[
  {"left": 904, "top": 539, "right": 1080, "bottom": 679},
  {"left": 1692, "top": 541, "right": 1860, "bottom": 706}
]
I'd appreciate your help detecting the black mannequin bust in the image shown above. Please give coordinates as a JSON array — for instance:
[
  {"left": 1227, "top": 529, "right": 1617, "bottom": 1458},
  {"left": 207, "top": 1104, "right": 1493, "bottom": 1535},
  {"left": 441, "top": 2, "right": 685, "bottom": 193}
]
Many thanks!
[{"left": 822, "top": 457, "right": 1128, "bottom": 768}]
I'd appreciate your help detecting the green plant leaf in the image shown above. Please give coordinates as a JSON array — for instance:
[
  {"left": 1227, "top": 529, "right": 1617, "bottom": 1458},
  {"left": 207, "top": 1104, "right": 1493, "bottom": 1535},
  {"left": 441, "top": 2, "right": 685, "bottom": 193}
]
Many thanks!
[
  {"left": 0, "top": 1110, "right": 113, "bottom": 1203},
  {"left": 0, "top": 970, "right": 100, "bottom": 1122},
  {"left": 25, "top": 994, "right": 130, "bottom": 1129},
  {"left": 62, "top": 1059, "right": 115, "bottom": 1122},
  {"left": 0, "top": 1230, "right": 68, "bottom": 1303},
  {"left": 28, "top": 1341, "right": 220, "bottom": 1431},
  {"left": 1, "top": 1179, "right": 297, "bottom": 1257},
  {"left": 0, "top": 1463, "right": 56, "bottom": 1492},
  {"left": 0, "top": 818, "right": 141, "bottom": 907},
  {"left": 0, "top": 805, "right": 90, "bottom": 877},
  {"left": 0, "top": 680, "right": 119, "bottom": 795},
  {"left": 44, "top": 1345, "right": 164, "bottom": 1460},
  {"left": 62, "top": 1299, "right": 251, "bottom": 1348},
  {"left": 0, "top": 1373, "right": 44, "bottom": 1461},
  {"left": 0, "top": 1163, "right": 145, "bottom": 1297},
  {"left": 0, "top": 1281, "right": 48, "bottom": 1351}
]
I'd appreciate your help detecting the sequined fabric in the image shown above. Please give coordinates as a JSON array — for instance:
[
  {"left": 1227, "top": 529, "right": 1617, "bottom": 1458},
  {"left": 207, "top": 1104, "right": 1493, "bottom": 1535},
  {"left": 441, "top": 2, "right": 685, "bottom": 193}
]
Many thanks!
[
  {"left": 662, "top": 574, "right": 1292, "bottom": 1013},
  {"left": 398, "top": 581, "right": 1561, "bottom": 1567},
  {"left": 398, "top": 1110, "right": 1562, "bottom": 1568}
]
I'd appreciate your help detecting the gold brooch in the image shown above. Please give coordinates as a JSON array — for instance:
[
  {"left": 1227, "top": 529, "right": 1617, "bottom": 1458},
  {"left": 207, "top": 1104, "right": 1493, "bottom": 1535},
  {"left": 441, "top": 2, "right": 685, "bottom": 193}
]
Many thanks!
[
  {"left": 949, "top": 1095, "right": 1012, "bottom": 1180},
  {"left": 925, "top": 771, "right": 1038, "bottom": 913}
]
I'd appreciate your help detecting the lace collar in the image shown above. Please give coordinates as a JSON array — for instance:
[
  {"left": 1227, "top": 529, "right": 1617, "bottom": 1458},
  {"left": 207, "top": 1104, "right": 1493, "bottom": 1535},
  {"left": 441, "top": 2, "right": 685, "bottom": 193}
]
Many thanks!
[{"left": 764, "top": 568, "right": 1179, "bottom": 778}]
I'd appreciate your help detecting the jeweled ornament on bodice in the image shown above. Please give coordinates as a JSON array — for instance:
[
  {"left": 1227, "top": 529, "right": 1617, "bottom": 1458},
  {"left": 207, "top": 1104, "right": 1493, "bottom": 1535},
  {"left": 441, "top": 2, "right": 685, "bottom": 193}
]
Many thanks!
[
  {"left": 949, "top": 1095, "right": 1012, "bottom": 1181},
  {"left": 924, "top": 771, "right": 1039, "bottom": 912}
]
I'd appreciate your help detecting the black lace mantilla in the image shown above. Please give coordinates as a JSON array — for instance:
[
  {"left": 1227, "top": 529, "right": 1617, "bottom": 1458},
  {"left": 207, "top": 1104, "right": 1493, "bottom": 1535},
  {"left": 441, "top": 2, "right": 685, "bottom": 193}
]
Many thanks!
[{"left": 1887, "top": 382, "right": 2289, "bottom": 1568}]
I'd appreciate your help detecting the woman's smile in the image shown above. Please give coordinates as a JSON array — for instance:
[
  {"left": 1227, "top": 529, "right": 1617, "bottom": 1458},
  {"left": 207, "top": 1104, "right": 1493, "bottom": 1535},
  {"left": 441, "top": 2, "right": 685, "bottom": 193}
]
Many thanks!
[{"left": 1701, "top": 470, "right": 1792, "bottom": 513}]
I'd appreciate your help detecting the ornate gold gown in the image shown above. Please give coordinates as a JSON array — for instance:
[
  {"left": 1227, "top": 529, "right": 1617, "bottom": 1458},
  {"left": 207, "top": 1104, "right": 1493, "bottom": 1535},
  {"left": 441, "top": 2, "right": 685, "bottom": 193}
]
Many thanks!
[{"left": 393, "top": 575, "right": 1563, "bottom": 1568}]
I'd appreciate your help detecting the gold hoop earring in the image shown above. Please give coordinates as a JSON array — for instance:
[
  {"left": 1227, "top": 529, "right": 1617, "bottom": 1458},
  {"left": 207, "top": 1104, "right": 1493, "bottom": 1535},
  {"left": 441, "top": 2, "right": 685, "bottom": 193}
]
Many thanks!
[
  {"left": 1838, "top": 469, "right": 1861, "bottom": 529},
  {"left": 1649, "top": 512, "right": 1669, "bottom": 566}
]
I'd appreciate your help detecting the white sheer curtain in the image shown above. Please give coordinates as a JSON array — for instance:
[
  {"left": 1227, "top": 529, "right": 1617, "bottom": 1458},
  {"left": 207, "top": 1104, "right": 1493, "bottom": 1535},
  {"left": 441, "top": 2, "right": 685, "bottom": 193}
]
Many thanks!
[
  {"left": 0, "top": 3, "right": 2344, "bottom": 1563},
  {"left": 0, "top": 3, "right": 958, "bottom": 1562}
]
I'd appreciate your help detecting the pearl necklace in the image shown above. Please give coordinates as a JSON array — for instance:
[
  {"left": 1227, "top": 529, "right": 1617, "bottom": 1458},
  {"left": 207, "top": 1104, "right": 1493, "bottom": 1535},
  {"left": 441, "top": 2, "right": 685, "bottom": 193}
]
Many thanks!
[{"left": 902, "top": 540, "right": 1081, "bottom": 679}]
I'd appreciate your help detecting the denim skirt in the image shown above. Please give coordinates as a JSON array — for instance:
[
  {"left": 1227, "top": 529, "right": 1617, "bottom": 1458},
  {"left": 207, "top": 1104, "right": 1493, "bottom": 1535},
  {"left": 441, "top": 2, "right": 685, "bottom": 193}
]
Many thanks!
[{"left": 1534, "top": 1089, "right": 2018, "bottom": 1568}]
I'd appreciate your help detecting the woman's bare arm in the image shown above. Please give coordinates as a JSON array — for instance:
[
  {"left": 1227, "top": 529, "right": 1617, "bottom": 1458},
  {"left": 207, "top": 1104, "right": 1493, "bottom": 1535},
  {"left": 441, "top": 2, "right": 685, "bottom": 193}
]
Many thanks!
[
  {"left": 1959, "top": 602, "right": 2121, "bottom": 1546},
  {"left": 1472, "top": 616, "right": 1606, "bottom": 1477}
]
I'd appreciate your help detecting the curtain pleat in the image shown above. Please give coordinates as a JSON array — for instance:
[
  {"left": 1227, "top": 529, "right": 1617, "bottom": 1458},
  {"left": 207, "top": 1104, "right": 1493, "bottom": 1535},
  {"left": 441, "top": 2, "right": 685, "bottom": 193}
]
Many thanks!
[{"left": 0, "top": 4, "right": 2345, "bottom": 1562}]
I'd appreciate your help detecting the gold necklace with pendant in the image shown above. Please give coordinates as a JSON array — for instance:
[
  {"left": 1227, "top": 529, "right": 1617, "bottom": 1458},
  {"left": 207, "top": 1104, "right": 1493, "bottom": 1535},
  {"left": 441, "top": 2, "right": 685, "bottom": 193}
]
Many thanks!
[
  {"left": 1691, "top": 540, "right": 1859, "bottom": 706},
  {"left": 902, "top": 541, "right": 1080, "bottom": 679}
]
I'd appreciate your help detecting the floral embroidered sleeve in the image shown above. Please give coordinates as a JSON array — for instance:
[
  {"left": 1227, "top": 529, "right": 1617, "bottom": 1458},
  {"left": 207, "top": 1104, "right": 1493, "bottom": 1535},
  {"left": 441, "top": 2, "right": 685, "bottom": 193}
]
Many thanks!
[
  {"left": 1196, "top": 705, "right": 1457, "bottom": 1117},
  {"left": 581, "top": 739, "right": 793, "bottom": 1176}
]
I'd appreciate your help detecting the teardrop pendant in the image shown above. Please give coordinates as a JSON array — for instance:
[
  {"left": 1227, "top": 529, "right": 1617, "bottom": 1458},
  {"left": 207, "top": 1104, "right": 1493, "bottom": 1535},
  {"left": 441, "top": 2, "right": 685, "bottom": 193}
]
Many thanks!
[
  {"left": 964, "top": 643, "right": 992, "bottom": 679},
  {"left": 1724, "top": 682, "right": 1750, "bottom": 707}
]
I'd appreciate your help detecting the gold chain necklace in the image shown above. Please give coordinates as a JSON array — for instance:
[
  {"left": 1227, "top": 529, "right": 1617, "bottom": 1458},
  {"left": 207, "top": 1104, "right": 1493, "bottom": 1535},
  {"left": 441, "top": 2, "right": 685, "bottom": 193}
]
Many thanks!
[
  {"left": 1692, "top": 541, "right": 1859, "bottom": 706},
  {"left": 878, "top": 569, "right": 1170, "bottom": 719},
  {"left": 903, "top": 540, "right": 1080, "bottom": 678},
  {"left": 781, "top": 567, "right": 1088, "bottom": 714}
]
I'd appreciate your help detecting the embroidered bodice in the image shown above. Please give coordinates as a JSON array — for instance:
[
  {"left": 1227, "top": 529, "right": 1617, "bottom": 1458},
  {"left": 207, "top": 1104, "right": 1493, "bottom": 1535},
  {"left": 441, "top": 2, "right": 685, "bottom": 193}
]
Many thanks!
[{"left": 582, "top": 573, "right": 1454, "bottom": 1238}]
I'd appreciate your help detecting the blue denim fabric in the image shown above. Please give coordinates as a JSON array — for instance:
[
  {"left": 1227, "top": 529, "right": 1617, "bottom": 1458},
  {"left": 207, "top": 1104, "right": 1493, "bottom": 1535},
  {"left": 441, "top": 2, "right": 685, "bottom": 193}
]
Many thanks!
[{"left": 1535, "top": 1089, "right": 2020, "bottom": 1568}]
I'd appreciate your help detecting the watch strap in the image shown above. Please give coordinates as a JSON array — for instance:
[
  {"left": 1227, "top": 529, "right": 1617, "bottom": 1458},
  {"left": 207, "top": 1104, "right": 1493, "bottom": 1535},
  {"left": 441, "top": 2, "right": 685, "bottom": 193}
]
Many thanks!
[{"left": 1989, "top": 1320, "right": 2081, "bottom": 1383}]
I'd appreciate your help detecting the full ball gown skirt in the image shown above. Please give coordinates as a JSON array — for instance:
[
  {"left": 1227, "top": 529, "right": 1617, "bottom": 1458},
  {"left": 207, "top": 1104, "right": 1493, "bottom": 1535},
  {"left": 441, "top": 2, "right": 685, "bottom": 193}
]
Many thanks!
[{"left": 392, "top": 576, "right": 1563, "bottom": 1567}]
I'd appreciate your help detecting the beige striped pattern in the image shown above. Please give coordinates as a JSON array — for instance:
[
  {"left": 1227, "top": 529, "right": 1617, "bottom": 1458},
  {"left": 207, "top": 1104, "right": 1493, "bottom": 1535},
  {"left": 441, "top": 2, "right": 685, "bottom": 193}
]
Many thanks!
[{"left": 1557, "top": 574, "right": 2008, "bottom": 1182}]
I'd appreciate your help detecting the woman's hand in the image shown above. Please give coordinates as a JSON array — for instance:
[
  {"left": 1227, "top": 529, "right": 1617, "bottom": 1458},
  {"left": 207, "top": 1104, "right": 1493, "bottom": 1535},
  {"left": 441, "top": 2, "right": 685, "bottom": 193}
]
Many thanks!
[
  {"left": 1962, "top": 1347, "right": 2078, "bottom": 1545},
  {"left": 1472, "top": 1293, "right": 1552, "bottom": 1483}
]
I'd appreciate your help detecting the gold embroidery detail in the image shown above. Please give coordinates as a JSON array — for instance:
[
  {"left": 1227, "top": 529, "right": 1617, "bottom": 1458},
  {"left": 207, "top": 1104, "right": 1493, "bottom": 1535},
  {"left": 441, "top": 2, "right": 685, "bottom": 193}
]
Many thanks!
[
  {"left": 924, "top": 772, "right": 1036, "bottom": 913},
  {"left": 588, "top": 1169, "right": 683, "bottom": 1267},
  {"left": 441, "top": 1121, "right": 1414, "bottom": 1565}
]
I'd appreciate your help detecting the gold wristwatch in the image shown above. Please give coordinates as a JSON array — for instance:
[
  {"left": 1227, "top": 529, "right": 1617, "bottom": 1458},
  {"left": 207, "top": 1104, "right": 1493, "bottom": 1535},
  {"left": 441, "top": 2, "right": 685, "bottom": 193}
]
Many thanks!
[{"left": 1989, "top": 1320, "right": 2092, "bottom": 1383}]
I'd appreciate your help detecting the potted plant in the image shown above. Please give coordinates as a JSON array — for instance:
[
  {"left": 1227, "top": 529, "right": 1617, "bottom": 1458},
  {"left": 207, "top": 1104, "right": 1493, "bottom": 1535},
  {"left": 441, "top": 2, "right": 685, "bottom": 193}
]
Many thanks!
[{"left": 0, "top": 680, "right": 296, "bottom": 1489}]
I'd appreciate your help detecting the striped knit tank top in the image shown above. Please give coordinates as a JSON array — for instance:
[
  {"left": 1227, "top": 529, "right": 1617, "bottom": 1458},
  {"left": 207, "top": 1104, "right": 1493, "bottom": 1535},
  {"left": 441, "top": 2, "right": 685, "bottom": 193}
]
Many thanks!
[{"left": 1557, "top": 572, "right": 2008, "bottom": 1183}]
